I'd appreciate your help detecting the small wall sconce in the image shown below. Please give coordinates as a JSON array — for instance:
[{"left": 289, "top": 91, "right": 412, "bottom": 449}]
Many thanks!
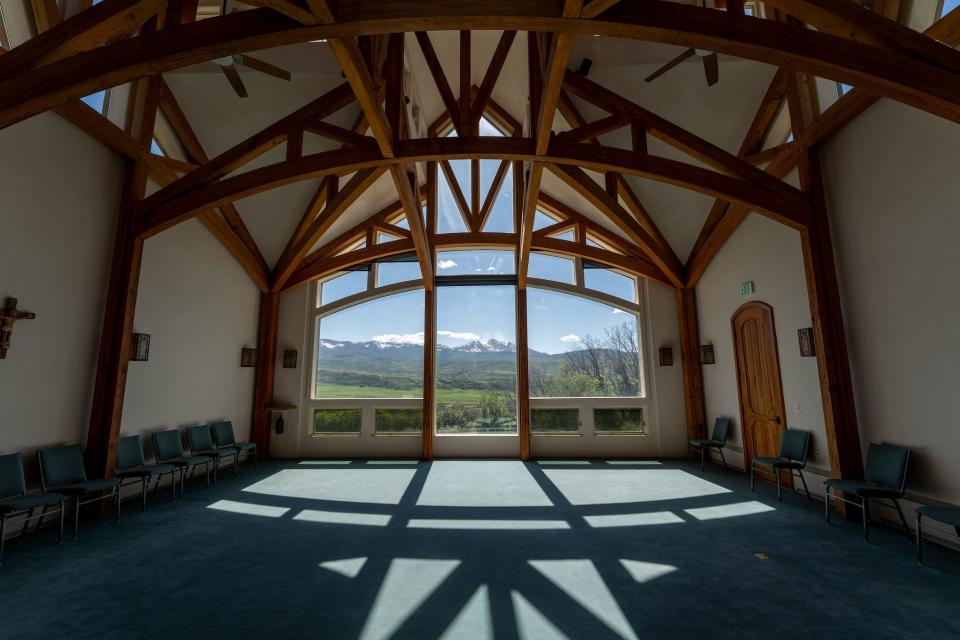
[
  {"left": 659, "top": 347, "right": 673, "bottom": 366},
  {"left": 699, "top": 344, "right": 716, "bottom": 365},
  {"left": 282, "top": 349, "right": 298, "bottom": 369},
  {"left": 240, "top": 347, "right": 257, "bottom": 367},
  {"left": 798, "top": 328, "right": 816, "bottom": 357},
  {"left": 130, "top": 333, "right": 151, "bottom": 361}
]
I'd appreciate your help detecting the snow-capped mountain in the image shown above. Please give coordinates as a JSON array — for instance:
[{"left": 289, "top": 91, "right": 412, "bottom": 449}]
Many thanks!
[{"left": 317, "top": 337, "right": 530, "bottom": 356}]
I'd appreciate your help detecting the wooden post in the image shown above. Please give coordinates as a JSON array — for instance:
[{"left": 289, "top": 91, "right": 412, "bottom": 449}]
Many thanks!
[
  {"left": 677, "top": 287, "right": 707, "bottom": 441},
  {"left": 798, "top": 148, "right": 864, "bottom": 482},
  {"left": 86, "top": 76, "right": 159, "bottom": 478},
  {"left": 516, "top": 286, "right": 531, "bottom": 460},
  {"left": 422, "top": 285, "right": 436, "bottom": 460},
  {"left": 250, "top": 291, "right": 279, "bottom": 456}
]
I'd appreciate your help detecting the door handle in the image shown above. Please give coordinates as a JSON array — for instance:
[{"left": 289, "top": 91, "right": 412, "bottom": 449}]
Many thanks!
[{"left": 773, "top": 416, "right": 782, "bottom": 425}]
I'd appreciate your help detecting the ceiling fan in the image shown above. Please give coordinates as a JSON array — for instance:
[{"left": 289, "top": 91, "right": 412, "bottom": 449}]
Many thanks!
[
  {"left": 211, "top": 0, "right": 293, "bottom": 98},
  {"left": 644, "top": 0, "right": 719, "bottom": 87},
  {"left": 212, "top": 54, "right": 292, "bottom": 98}
]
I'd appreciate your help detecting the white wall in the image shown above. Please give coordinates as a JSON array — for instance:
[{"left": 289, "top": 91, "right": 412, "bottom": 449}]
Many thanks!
[
  {"left": 121, "top": 219, "right": 260, "bottom": 446},
  {"left": 823, "top": 99, "right": 960, "bottom": 507},
  {"left": 0, "top": 111, "right": 260, "bottom": 480},
  {"left": 0, "top": 113, "right": 122, "bottom": 463},
  {"left": 696, "top": 214, "right": 830, "bottom": 480}
]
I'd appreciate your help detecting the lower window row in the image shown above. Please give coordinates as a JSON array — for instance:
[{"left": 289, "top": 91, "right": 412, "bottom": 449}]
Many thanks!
[{"left": 312, "top": 407, "right": 646, "bottom": 435}]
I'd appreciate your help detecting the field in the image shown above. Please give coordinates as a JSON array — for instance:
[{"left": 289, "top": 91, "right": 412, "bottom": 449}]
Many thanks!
[{"left": 314, "top": 383, "right": 491, "bottom": 403}]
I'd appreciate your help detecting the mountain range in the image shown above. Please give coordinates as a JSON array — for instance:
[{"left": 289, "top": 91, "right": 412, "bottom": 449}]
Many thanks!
[{"left": 318, "top": 337, "right": 550, "bottom": 357}]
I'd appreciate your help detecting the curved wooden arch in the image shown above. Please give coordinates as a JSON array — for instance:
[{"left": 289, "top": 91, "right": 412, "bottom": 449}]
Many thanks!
[
  {"left": 132, "top": 137, "right": 811, "bottom": 238},
  {"left": 3, "top": 1, "right": 960, "bottom": 129}
]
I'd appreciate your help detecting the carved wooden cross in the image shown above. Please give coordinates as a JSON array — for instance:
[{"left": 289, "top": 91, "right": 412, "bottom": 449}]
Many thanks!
[{"left": 0, "top": 298, "right": 36, "bottom": 359}]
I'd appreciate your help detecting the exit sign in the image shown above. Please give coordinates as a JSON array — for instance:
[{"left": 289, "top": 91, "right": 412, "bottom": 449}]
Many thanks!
[{"left": 740, "top": 281, "right": 755, "bottom": 296}]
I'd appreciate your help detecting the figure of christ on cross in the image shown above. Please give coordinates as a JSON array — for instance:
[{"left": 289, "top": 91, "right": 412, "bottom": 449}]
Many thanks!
[{"left": 0, "top": 298, "right": 35, "bottom": 359}]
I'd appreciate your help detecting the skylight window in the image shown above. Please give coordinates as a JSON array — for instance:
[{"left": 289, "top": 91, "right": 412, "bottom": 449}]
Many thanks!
[
  {"left": 940, "top": 0, "right": 960, "bottom": 18},
  {"left": 837, "top": 82, "right": 853, "bottom": 97},
  {"left": 150, "top": 139, "right": 165, "bottom": 156},
  {"left": 81, "top": 90, "right": 109, "bottom": 115}
]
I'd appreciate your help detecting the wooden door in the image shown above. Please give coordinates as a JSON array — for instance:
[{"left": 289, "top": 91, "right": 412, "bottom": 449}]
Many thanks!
[{"left": 732, "top": 302, "right": 788, "bottom": 486}]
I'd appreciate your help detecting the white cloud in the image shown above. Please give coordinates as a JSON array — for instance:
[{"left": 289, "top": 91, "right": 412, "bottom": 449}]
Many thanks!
[
  {"left": 560, "top": 334, "right": 581, "bottom": 343},
  {"left": 372, "top": 332, "right": 425, "bottom": 345},
  {"left": 437, "top": 259, "right": 458, "bottom": 270},
  {"left": 486, "top": 266, "right": 497, "bottom": 272},
  {"left": 438, "top": 330, "right": 481, "bottom": 341},
  {"left": 612, "top": 308, "right": 626, "bottom": 314}
]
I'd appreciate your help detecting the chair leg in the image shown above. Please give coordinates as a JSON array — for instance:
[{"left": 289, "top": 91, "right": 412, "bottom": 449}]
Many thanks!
[
  {"left": 115, "top": 488, "right": 121, "bottom": 522},
  {"left": 73, "top": 497, "right": 80, "bottom": 540},
  {"left": 234, "top": 453, "right": 239, "bottom": 477},
  {"left": 862, "top": 498, "right": 870, "bottom": 543},
  {"left": 700, "top": 447, "right": 706, "bottom": 472},
  {"left": 1, "top": 515, "right": 6, "bottom": 567},
  {"left": 18, "top": 507, "right": 35, "bottom": 542},
  {"left": 58, "top": 500, "right": 65, "bottom": 544},
  {"left": 718, "top": 448, "right": 728, "bottom": 470},
  {"left": 891, "top": 499, "right": 910, "bottom": 538},
  {"left": 916, "top": 515, "right": 923, "bottom": 564},
  {"left": 825, "top": 488, "right": 831, "bottom": 525},
  {"left": 750, "top": 463, "right": 755, "bottom": 493},
  {"left": 253, "top": 449, "right": 258, "bottom": 470},
  {"left": 170, "top": 471, "right": 177, "bottom": 502},
  {"left": 141, "top": 478, "right": 148, "bottom": 513},
  {"left": 798, "top": 470, "right": 811, "bottom": 501},
  {"left": 776, "top": 468, "right": 782, "bottom": 502}
]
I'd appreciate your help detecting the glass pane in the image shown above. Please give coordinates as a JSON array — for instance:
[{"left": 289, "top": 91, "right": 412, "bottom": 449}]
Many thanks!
[
  {"left": 436, "top": 168, "right": 469, "bottom": 233},
  {"left": 394, "top": 217, "right": 410, "bottom": 230},
  {"left": 315, "top": 290, "right": 424, "bottom": 398},
  {"left": 481, "top": 162, "right": 515, "bottom": 233},
  {"left": 81, "top": 91, "right": 106, "bottom": 113},
  {"left": 436, "top": 285, "right": 517, "bottom": 434},
  {"left": 527, "top": 288, "right": 643, "bottom": 398},
  {"left": 528, "top": 253, "right": 574, "bottom": 284},
  {"left": 531, "top": 409, "right": 580, "bottom": 434},
  {"left": 319, "top": 270, "right": 368, "bottom": 306},
  {"left": 584, "top": 266, "right": 637, "bottom": 302},
  {"left": 377, "top": 261, "right": 422, "bottom": 287},
  {"left": 313, "top": 408, "right": 361, "bottom": 434},
  {"left": 942, "top": 0, "right": 960, "bottom": 17},
  {"left": 375, "top": 409, "right": 423, "bottom": 434},
  {"left": 151, "top": 139, "right": 164, "bottom": 156},
  {"left": 436, "top": 250, "right": 515, "bottom": 275},
  {"left": 533, "top": 210, "right": 559, "bottom": 231},
  {"left": 377, "top": 231, "right": 400, "bottom": 243},
  {"left": 594, "top": 408, "right": 646, "bottom": 434},
  {"left": 585, "top": 237, "right": 605, "bottom": 249}
]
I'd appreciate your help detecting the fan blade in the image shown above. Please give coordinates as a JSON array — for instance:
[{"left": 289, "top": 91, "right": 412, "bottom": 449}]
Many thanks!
[
  {"left": 703, "top": 52, "right": 719, "bottom": 86},
  {"left": 236, "top": 54, "right": 292, "bottom": 81},
  {"left": 644, "top": 48, "right": 696, "bottom": 83},
  {"left": 220, "top": 64, "right": 248, "bottom": 98}
]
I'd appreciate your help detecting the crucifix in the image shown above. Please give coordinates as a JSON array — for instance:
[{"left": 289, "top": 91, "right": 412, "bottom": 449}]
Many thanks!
[{"left": 0, "top": 298, "right": 36, "bottom": 359}]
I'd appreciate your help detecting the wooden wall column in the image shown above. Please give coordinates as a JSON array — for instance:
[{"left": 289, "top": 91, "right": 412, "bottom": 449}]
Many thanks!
[
  {"left": 422, "top": 284, "right": 436, "bottom": 460},
  {"left": 677, "top": 286, "right": 707, "bottom": 441},
  {"left": 516, "top": 286, "right": 531, "bottom": 460},
  {"left": 250, "top": 291, "right": 279, "bottom": 457},
  {"left": 85, "top": 76, "right": 159, "bottom": 479},
  {"left": 798, "top": 148, "right": 864, "bottom": 482}
]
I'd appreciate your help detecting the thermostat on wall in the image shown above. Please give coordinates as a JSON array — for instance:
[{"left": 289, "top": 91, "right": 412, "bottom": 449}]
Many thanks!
[{"left": 740, "top": 281, "right": 755, "bottom": 296}]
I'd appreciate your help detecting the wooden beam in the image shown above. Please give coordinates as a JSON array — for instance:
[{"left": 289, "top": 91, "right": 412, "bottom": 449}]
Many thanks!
[
  {"left": 31, "top": 0, "right": 61, "bottom": 33},
  {"left": 555, "top": 113, "right": 630, "bottom": 143},
  {"left": 389, "top": 166, "right": 434, "bottom": 290},
  {"left": 459, "top": 30, "right": 472, "bottom": 135},
  {"left": 516, "top": 286, "right": 531, "bottom": 460},
  {"left": 581, "top": 0, "right": 622, "bottom": 19},
  {"left": 798, "top": 147, "right": 863, "bottom": 482},
  {"left": 271, "top": 167, "right": 385, "bottom": 290},
  {"left": 250, "top": 292, "right": 280, "bottom": 456},
  {"left": 328, "top": 36, "right": 394, "bottom": 157},
  {"left": 422, "top": 285, "right": 436, "bottom": 459},
  {"left": 415, "top": 31, "right": 462, "bottom": 136},
  {"left": 302, "top": 120, "right": 374, "bottom": 146},
  {"left": 677, "top": 287, "right": 706, "bottom": 441},
  {"left": 241, "top": 0, "right": 317, "bottom": 25},
  {"left": 472, "top": 30, "right": 517, "bottom": 127},
  {"left": 85, "top": 74, "right": 159, "bottom": 480},
  {"left": 547, "top": 163, "right": 684, "bottom": 286},
  {"left": 134, "top": 137, "right": 809, "bottom": 239},
  {"left": 7, "top": 3, "right": 960, "bottom": 130}
]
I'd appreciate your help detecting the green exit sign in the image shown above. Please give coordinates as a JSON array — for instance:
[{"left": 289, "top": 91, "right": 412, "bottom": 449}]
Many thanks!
[{"left": 740, "top": 281, "right": 755, "bottom": 296}]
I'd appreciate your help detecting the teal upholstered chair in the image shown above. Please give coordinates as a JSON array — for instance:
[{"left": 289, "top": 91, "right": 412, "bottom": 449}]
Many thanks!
[
  {"left": 915, "top": 506, "right": 960, "bottom": 564},
  {"left": 115, "top": 435, "right": 178, "bottom": 511},
  {"left": 688, "top": 418, "right": 731, "bottom": 471},
  {"left": 211, "top": 421, "right": 257, "bottom": 470},
  {"left": 151, "top": 429, "right": 212, "bottom": 496},
  {"left": 750, "top": 428, "right": 812, "bottom": 502},
  {"left": 824, "top": 443, "right": 911, "bottom": 542},
  {"left": 186, "top": 425, "right": 239, "bottom": 482},
  {"left": 37, "top": 444, "right": 119, "bottom": 540},
  {"left": 0, "top": 453, "right": 65, "bottom": 566}
]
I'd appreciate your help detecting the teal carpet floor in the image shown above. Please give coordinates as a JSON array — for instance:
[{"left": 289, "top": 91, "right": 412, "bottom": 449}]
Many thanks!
[{"left": 0, "top": 459, "right": 957, "bottom": 639}]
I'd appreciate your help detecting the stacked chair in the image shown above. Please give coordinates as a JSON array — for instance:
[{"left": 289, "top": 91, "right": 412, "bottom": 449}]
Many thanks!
[
  {"left": 115, "top": 435, "right": 179, "bottom": 510},
  {"left": 37, "top": 444, "right": 119, "bottom": 540},
  {"left": 152, "top": 428, "right": 215, "bottom": 495},
  {"left": 186, "top": 425, "right": 239, "bottom": 483},
  {"left": 212, "top": 421, "right": 258, "bottom": 470},
  {"left": 0, "top": 453, "right": 65, "bottom": 566}
]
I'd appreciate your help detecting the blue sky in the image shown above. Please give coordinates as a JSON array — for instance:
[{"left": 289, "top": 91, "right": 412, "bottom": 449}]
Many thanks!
[
  {"left": 316, "top": 282, "right": 639, "bottom": 355},
  {"left": 944, "top": 0, "right": 960, "bottom": 17}
]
